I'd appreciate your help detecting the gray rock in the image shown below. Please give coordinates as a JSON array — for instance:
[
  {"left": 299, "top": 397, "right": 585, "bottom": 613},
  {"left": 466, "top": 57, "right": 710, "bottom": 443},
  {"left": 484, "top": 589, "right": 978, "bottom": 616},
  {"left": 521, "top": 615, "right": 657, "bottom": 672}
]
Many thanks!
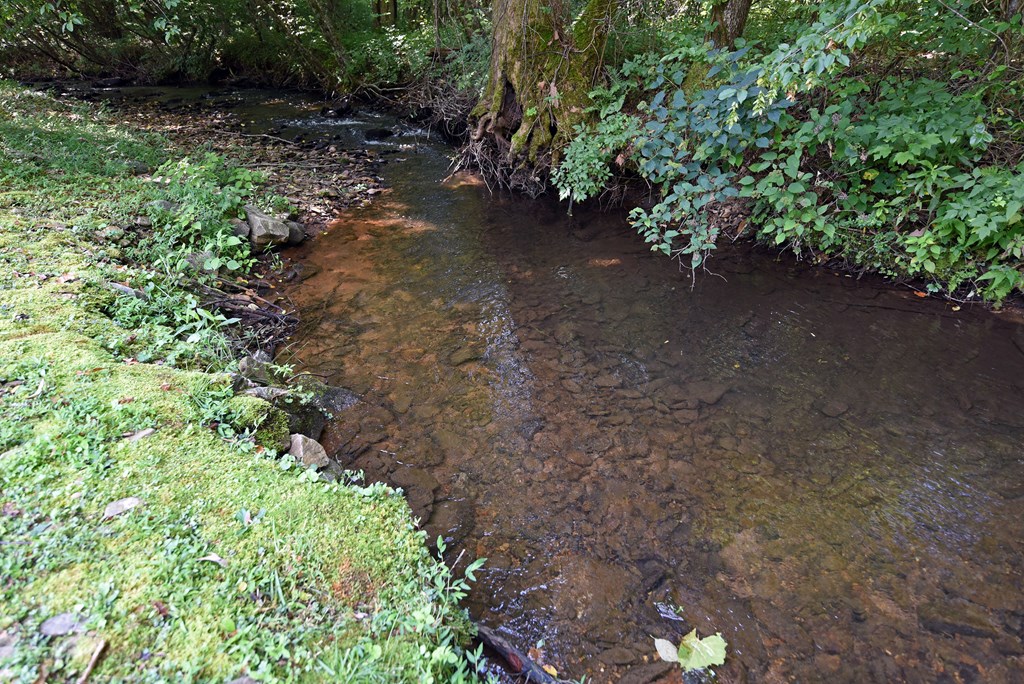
[
  {"left": 310, "top": 384, "right": 360, "bottom": 416},
  {"left": 285, "top": 221, "right": 306, "bottom": 245},
  {"left": 230, "top": 218, "right": 250, "bottom": 239},
  {"left": 242, "top": 386, "right": 290, "bottom": 402},
  {"left": 103, "top": 496, "right": 142, "bottom": 519},
  {"left": 238, "top": 352, "right": 278, "bottom": 385},
  {"left": 40, "top": 613, "right": 86, "bottom": 636},
  {"left": 146, "top": 200, "right": 180, "bottom": 213},
  {"left": 290, "top": 434, "right": 329, "bottom": 469},
  {"left": 184, "top": 250, "right": 218, "bottom": 275},
  {"left": 244, "top": 205, "right": 290, "bottom": 248},
  {"left": 819, "top": 399, "right": 849, "bottom": 418}
]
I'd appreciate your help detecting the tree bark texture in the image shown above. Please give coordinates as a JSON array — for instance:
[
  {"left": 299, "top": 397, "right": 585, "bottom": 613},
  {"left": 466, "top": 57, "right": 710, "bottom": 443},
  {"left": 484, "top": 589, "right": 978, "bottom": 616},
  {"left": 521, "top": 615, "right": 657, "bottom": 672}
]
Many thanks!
[
  {"left": 471, "top": 0, "right": 615, "bottom": 164},
  {"left": 708, "top": 0, "right": 753, "bottom": 49}
]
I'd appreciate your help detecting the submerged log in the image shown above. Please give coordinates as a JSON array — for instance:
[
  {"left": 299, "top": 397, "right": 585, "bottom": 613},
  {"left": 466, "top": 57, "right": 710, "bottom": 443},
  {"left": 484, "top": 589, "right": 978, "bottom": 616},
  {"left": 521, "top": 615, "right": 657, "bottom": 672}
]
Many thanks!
[{"left": 475, "top": 623, "right": 560, "bottom": 683}]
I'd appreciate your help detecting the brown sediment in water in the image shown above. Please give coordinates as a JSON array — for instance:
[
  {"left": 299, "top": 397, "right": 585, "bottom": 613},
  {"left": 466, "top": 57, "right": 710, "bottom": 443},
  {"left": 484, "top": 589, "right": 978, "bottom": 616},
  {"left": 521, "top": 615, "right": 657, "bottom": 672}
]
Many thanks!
[{"left": 276, "top": 112, "right": 1024, "bottom": 682}]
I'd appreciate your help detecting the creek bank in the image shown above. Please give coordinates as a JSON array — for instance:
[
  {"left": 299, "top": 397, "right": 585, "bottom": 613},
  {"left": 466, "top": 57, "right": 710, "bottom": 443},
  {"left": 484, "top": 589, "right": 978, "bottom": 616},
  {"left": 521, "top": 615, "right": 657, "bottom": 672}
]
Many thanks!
[{"left": 0, "top": 81, "right": 480, "bottom": 682}]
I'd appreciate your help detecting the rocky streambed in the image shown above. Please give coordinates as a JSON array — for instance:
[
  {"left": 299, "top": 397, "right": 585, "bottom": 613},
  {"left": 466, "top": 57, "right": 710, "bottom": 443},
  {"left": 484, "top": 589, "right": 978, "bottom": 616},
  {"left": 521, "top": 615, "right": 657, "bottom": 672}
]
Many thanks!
[
  {"left": 74, "top": 83, "right": 1024, "bottom": 682},
  {"left": 280, "top": 123, "right": 1024, "bottom": 682}
]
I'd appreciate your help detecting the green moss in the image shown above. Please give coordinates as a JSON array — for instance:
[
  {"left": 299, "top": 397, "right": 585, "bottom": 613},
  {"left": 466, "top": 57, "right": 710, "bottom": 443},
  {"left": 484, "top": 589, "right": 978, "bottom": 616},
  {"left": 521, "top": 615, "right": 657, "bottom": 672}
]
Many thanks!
[
  {"left": 226, "top": 395, "right": 291, "bottom": 452},
  {"left": 0, "top": 81, "right": 480, "bottom": 683}
]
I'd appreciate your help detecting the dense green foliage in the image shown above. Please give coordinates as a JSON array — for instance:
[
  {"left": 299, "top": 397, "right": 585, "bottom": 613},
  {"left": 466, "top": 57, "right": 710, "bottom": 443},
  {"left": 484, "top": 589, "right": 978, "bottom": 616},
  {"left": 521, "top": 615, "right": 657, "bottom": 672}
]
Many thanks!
[
  {"left": 0, "top": 82, "right": 485, "bottom": 682},
  {"left": 0, "top": 0, "right": 473, "bottom": 89},
  {"left": 553, "top": 0, "right": 1024, "bottom": 302},
  {"left": 2, "top": 1, "right": 1022, "bottom": 300}
]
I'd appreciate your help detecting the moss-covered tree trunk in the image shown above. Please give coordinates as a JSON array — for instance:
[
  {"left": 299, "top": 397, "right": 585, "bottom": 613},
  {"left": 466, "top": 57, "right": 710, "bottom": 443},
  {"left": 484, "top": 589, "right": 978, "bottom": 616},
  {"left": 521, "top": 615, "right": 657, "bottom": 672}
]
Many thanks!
[
  {"left": 708, "top": 0, "right": 753, "bottom": 49},
  {"left": 470, "top": 0, "right": 615, "bottom": 167}
]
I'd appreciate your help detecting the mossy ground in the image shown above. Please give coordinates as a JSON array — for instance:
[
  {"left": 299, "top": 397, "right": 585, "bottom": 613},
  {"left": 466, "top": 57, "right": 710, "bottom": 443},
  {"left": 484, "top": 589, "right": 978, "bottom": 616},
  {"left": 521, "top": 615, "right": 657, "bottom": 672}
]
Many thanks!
[{"left": 0, "top": 83, "right": 480, "bottom": 683}]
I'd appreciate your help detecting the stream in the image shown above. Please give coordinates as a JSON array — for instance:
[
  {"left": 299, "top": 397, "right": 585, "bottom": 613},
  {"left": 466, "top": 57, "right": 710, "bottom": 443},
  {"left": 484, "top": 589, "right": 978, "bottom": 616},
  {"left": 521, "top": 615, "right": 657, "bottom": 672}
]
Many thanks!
[{"left": 94, "top": 86, "right": 1024, "bottom": 682}]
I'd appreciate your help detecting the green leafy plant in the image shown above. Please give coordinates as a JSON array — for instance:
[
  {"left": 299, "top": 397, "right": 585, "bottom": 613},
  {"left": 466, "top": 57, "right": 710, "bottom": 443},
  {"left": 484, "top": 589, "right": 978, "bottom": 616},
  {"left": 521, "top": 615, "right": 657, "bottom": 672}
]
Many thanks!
[{"left": 654, "top": 630, "right": 728, "bottom": 673}]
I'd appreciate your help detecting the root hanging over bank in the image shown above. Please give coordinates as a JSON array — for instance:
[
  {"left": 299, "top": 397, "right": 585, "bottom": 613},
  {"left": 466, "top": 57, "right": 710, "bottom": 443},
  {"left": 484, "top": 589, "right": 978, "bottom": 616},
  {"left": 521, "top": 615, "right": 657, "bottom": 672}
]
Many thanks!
[{"left": 451, "top": 137, "right": 550, "bottom": 198}]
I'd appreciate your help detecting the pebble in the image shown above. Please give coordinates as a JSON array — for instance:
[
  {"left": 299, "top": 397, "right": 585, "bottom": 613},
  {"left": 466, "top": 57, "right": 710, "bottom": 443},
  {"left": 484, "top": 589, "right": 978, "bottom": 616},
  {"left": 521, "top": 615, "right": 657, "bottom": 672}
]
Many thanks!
[{"left": 40, "top": 613, "right": 85, "bottom": 637}]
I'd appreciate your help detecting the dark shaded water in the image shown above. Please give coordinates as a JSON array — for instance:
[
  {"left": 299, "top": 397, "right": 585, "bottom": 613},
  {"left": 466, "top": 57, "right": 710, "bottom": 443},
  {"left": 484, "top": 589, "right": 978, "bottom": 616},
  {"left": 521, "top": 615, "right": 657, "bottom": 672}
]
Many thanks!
[{"left": 93, "top": 86, "right": 1024, "bottom": 681}]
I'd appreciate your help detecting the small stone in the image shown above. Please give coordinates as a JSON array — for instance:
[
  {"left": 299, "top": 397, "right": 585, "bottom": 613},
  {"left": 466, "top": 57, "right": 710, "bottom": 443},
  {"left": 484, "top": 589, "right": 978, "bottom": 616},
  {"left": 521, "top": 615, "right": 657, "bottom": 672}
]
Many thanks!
[
  {"left": 566, "top": 450, "right": 593, "bottom": 466},
  {"left": 562, "top": 379, "right": 583, "bottom": 393},
  {"left": 103, "top": 496, "right": 142, "bottom": 519},
  {"left": 285, "top": 221, "right": 306, "bottom": 245},
  {"left": 289, "top": 434, "right": 328, "bottom": 469},
  {"left": 449, "top": 346, "right": 481, "bottom": 366},
  {"left": 597, "top": 646, "right": 636, "bottom": 666},
  {"left": 238, "top": 352, "right": 277, "bottom": 385},
  {"left": 146, "top": 199, "right": 180, "bottom": 213},
  {"left": 687, "top": 380, "right": 730, "bottom": 405},
  {"left": 184, "top": 250, "right": 218, "bottom": 274},
  {"left": 242, "top": 386, "right": 290, "bottom": 402},
  {"left": 40, "top": 613, "right": 85, "bottom": 636},
  {"left": 819, "top": 400, "right": 849, "bottom": 418},
  {"left": 230, "top": 218, "right": 249, "bottom": 239},
  {"left": 244, "top": 205, "right": 290, "bottom": 248}
]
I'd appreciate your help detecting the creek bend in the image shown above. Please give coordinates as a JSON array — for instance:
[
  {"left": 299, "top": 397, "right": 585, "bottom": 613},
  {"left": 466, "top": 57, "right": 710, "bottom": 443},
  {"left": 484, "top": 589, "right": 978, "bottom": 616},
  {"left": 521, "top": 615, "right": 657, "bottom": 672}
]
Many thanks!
[
  {"left": 275, "top": 112, "right": 1024, "bottom": 682},
  {"left": 111, "top": 89, "right": 1023, "bottom": 682}
]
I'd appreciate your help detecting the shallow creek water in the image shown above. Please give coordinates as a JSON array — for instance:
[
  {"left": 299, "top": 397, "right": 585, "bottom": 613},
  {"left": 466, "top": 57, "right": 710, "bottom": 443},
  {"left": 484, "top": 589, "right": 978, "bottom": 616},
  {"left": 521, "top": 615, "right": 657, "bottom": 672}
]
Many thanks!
[
  {"left": 276, "top": 119, "right": 1024, "bottom": 682},
  {"left": 96, "top": 87, "right": 1024, "bottom": 682}
]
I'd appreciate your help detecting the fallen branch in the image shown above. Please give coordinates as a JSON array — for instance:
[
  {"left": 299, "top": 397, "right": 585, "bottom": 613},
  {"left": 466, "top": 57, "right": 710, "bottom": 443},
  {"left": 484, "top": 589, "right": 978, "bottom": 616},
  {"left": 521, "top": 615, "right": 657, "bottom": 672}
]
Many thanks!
[
  {"left": 475, "top": 623, "right": 561, "bottom": 683},
  {"left": 75, "top": 638, "right": 107, "bottom": 684}
]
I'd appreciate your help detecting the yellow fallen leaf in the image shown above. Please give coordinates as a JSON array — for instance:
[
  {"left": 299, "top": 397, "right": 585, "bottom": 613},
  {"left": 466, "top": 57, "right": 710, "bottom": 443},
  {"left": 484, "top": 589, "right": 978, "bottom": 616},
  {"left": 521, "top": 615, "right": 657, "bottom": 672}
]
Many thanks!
[{"left": 542, "top": 664, "right": 558, "bottom": 677}]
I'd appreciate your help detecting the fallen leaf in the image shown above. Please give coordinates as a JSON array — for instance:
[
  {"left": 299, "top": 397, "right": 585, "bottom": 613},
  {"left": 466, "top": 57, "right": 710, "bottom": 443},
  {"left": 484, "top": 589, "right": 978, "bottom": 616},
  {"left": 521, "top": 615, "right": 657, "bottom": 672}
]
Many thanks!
[
  {"left": 103, "top": 496, "right": 142, "bottom": 519},
  {"left": 152, "top": 600, "right": 169, "bottom": 616},
  {"left": 654, "top": 637, "right": 679, "bottom": 663},
  {"left": 160, "top": 383, "right": 172, "bottom": 391},
  {"left": 914, "top": 291, "right": 927, "bottom": 298},
  {"left": 542, "top": 664, "right": 558, "bottom": 676},
  {"left": 117, "top": 397, "right": 135, "bottom": 405},
  {"left": 126, "top": 428, "right": 156, "bottom": 442},
  {"left": 199, "top": 553, "right": 228, "bottom": 568}
]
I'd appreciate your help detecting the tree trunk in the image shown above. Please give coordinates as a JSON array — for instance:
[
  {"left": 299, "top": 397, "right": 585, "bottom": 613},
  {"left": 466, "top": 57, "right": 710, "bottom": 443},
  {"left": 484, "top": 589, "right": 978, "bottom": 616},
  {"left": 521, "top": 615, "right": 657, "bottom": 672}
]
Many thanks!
[
  {"left": 470, "top": 0, "right": 615, "bottom": 166},
  {"left": 708, "top": 0, "right": 753, "bottom": 49}
]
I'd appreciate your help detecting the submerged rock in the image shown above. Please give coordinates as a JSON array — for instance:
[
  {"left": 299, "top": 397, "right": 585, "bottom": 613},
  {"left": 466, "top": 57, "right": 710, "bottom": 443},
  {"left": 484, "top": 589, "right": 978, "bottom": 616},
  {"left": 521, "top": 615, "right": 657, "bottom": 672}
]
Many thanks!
[
  {"left": 918, "top": 600, "right": 1002, "bottom": 639},
  {"left": 364, "top": 127, "right": 394, "bottom": 141}
]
